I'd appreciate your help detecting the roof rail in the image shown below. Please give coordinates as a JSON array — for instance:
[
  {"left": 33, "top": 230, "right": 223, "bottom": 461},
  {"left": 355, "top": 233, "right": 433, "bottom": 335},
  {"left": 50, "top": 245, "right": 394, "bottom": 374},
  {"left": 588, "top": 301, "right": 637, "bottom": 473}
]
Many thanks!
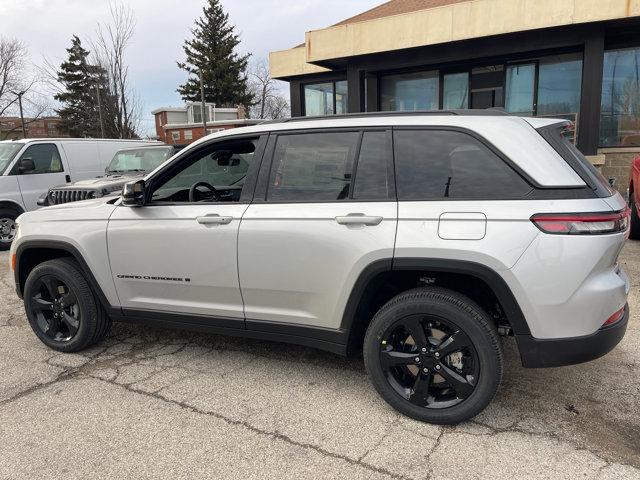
[{"left": 261, "top": 108, "right": 511, "bottom": 125}]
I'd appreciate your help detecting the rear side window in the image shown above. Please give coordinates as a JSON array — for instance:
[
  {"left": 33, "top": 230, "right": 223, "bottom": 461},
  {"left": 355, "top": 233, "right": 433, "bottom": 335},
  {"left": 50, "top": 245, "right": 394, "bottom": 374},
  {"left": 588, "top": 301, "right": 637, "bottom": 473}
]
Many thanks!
[
  {"left": 268, "top": 132, "right": 359, "bottom": 202},
  {"left": 393, "top": 130, "right": 532, "bottom": 200},
  {"left": 352, "top": 131, "right": 394, "bottom": 200}
]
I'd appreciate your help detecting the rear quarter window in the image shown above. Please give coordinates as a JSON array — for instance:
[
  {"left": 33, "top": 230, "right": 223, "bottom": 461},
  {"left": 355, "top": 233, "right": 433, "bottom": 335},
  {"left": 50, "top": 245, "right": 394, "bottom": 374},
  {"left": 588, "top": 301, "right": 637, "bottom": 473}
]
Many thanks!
[{"left": 393, "top": 129, "right": 532, "bottom": 200}]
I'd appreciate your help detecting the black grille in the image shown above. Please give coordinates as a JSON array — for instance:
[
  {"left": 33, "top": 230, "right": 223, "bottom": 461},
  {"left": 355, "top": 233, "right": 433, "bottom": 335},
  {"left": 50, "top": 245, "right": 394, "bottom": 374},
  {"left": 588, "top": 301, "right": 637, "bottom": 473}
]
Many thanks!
[{"left": 48, "top": 189, "right": 96, "bottom": 205}]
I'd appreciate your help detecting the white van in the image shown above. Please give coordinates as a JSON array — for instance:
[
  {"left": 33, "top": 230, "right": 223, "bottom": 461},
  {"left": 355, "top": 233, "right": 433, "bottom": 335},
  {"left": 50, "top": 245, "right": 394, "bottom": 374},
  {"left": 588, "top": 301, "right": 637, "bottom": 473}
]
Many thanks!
[{"left": 0, "top": 138, "right": 158, "bottom": 249}]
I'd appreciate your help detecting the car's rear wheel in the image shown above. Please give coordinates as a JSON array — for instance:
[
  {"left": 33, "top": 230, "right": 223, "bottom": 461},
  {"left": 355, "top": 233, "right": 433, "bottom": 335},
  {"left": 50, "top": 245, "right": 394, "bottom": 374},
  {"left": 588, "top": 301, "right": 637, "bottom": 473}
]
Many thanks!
[
  {"left": 363, "top": 288, "right": 502, "bottom": 424},
  {"left": 24, "top": 258, "right": 112, "bottom": 352},
  {"left": 0, "top": 208, "right": 19, "bottom": 251},
  {"left": 629, "top": 196, "right": 640, "bottom": 240}
]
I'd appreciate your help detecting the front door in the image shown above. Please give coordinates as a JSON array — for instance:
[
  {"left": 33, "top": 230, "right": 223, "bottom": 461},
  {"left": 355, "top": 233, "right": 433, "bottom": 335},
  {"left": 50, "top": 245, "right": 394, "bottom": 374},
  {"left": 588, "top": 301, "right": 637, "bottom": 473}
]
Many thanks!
[
  {"left": 13, "top": 143, "right": 67, "bottom": 211},
  {"left": 239, "top": 129, "right": 398, "bottom": 331},
  {"left": 107, "top": 136, "right": 265, "bottom": 323}
]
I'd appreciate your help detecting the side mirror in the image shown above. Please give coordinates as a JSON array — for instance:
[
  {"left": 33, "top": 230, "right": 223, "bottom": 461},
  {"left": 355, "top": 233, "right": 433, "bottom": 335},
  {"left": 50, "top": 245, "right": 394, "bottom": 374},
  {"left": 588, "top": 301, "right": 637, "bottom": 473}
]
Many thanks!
[
  {"left": 19, "top": 158, "right": 35, "bottom": 173},
  {"left": 122, "top": 179, "right": 145, "bottom": 207}
]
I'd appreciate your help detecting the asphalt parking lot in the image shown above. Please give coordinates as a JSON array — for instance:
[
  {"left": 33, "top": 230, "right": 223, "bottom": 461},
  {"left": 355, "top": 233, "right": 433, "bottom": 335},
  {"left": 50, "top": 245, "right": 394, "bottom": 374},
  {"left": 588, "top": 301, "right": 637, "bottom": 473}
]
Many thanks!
[{"left": 0, "top": 246, "right": 639, "bottom": 480}]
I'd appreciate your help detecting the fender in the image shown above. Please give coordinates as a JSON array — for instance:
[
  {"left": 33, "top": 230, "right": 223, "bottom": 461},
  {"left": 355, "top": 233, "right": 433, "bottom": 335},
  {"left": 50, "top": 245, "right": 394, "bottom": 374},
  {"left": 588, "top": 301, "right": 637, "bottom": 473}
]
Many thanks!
[
  {"left": 0, "top": 199, "right": 25, "bottom": 214},
  {"left": 13, "top": 239, "right": 121, "bottom": 318},
  {"left": 340, "top": 257, "right": 531, "bottom": 336}
]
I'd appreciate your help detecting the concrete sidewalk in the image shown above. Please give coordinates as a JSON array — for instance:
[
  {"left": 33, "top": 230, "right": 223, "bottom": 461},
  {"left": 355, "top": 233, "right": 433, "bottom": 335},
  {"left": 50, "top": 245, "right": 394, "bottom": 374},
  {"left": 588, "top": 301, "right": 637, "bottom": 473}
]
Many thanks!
[{"left": 1, "top": 245, "right": 639, "bottom": 479}]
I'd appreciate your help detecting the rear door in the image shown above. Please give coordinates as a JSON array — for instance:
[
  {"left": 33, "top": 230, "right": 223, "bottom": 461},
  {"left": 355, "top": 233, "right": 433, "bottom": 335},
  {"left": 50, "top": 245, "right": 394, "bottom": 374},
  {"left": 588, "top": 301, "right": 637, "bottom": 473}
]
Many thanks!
[
  {"left": 13, "top": 142, "right": 68, "bottom": 211},
  {"left": 238, "top": 128, "right": 397, "bottom": 332}
]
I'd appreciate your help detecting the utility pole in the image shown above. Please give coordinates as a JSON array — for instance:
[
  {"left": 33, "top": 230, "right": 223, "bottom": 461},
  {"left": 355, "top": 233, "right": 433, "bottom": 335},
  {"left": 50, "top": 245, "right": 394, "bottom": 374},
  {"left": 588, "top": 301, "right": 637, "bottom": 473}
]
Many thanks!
[
  {"left": 95, "top": 84, "right": 105, "bottom": 138},
  {"left": 13, "top": 91, "right": 27, "bottom": 138},
  {"left": 199, "top": 69, "right": 207, "bottom": 136}
]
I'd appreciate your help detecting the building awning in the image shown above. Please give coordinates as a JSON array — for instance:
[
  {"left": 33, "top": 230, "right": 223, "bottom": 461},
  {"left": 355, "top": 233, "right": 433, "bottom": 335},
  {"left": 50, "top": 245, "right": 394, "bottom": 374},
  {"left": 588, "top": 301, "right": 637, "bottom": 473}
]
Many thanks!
[{"left": 270, "top": 0, "right": 640, "bottom": 79}]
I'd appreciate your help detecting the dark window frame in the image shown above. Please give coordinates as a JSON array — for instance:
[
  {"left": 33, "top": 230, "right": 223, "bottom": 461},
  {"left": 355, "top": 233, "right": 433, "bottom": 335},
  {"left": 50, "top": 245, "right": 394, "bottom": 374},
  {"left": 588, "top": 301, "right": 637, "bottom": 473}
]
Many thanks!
[{"left": 254, "top": 127, "right": 396, "bottom": 204}]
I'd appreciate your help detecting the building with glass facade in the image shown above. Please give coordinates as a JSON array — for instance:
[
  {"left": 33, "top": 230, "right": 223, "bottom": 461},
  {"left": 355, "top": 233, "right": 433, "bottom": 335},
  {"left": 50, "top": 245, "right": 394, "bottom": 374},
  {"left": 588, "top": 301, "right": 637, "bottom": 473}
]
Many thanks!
[{"left": 269, "top": 0, "right": 640, "bottom": 188}]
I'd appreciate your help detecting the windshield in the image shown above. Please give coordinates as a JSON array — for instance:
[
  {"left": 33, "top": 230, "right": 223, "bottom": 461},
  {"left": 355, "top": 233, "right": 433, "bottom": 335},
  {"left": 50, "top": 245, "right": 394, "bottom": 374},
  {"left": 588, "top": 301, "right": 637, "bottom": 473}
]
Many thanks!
[
  {"left": 0, "top": 143, "right": 23, "bottom": 174},
  {"left": 106, "top": 146, "right": 172, "bottom": 174}
]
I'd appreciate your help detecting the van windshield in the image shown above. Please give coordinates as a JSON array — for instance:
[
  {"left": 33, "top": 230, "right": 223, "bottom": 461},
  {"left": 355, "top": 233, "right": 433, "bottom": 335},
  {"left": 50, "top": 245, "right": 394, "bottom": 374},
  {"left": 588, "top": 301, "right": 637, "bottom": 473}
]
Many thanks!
[
  {"left": 0, "top": 143, "right": 23, "bottom": 174},
  {"left": 106, "top": 146, "right": 172, "bottom": 174}
]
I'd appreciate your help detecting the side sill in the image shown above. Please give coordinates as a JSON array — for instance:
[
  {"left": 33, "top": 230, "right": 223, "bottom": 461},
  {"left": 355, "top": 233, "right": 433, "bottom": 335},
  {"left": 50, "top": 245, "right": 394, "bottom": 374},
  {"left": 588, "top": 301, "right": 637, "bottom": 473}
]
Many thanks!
[{"left": 115, "top": 309, "right": 348, "bottom": 356}]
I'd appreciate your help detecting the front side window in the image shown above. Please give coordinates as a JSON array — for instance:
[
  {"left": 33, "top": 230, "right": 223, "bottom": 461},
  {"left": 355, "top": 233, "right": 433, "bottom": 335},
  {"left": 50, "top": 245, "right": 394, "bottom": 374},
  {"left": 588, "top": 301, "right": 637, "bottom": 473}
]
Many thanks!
[
  {"left": 380, "top": 70, "right": 439, "bottom": 111},
  {"left": 600, "top": 46, "right": 640, "bottom": 147},
  {"left": 0, "top": 143, "right": 23, "bottom": 174},
  {"left": 150, "top": 138, "right": 258, "bottom": 203},
  {"left": 394, "top": 130, "right": 531, "bottom": 200},
  {"left": 13, "top": 144, "right": 63, "bottom": 175},
  {"left": 303, "top": 81, "right": 348, "bottom": 116},
  {"left": 267, "top": 132, "right": 359, "bottom": 202}
]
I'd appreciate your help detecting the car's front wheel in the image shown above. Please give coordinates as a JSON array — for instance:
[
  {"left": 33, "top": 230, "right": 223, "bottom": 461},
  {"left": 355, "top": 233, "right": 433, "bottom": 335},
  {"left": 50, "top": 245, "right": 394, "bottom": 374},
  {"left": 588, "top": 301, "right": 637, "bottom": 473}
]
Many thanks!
[
  {"left": 363, "top": 287, "right": 503, "bottom": 424},
  {"left": 23, "top": 258, "right": 112, "bottom": 352},
  {"left": 0, "top": 208, "right": 19, "bottom": 251}
]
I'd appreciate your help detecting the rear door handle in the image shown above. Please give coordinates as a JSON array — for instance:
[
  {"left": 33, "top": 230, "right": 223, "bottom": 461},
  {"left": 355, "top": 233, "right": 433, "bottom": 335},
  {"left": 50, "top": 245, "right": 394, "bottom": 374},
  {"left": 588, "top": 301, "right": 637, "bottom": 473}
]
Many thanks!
[
  {"left": 335, "top": 213, "right": 383, "bottom": 226},
  {"left": 196, "top": 214, "right": 233, "bottom": 225}
]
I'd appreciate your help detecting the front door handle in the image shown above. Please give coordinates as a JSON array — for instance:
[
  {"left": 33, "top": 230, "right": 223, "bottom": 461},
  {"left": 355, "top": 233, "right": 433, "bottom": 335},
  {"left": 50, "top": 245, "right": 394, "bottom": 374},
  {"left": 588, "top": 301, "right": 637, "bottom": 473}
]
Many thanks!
[
  {"left": 196, "top": 214, "right": 233, "bottom": 225},
  {"left": 335, "top": 213, "right": 383, "bottom": 226}
]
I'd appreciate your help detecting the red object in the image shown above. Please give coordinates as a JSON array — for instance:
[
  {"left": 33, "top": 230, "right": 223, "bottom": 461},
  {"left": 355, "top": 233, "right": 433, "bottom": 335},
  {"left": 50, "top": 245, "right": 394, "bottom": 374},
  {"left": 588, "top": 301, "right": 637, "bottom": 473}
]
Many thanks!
[
  {"left": 602, "top": 307, "right": 625, "bottom": 327},
  {"left": 531, "top": 208, "right": 630, "bottom": 235},
  {"left": 628, "top": 154, "right": 640, "bottom": 208}
]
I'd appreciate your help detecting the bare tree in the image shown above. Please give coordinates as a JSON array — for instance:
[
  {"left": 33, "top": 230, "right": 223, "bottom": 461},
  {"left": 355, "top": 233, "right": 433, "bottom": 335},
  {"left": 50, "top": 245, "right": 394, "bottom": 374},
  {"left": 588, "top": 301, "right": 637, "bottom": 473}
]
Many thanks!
[
  {"left": 92, "top": 1, "right": 140, "bottom": 138},
  {"left": 249, "top": 59, "right": 290, "bottom": 120}
]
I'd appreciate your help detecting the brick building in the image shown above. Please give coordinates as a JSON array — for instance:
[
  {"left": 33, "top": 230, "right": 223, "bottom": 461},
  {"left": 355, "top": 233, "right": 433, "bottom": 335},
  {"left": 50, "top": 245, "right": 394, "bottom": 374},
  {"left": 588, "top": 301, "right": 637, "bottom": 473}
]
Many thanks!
[
  {"left": 0, "top": 116, "right": 68, "bottom": 140},
  {"left": 270, "top": 0, "right": 640, "bottom": 189},
  {"left": 152, "top": 103, "right": 260, "bottom": 145}
]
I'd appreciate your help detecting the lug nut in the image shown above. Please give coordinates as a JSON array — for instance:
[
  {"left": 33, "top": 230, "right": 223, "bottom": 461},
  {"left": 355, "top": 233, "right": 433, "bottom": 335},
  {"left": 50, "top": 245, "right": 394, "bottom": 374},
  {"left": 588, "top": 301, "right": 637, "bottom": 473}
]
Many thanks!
[
  {"left": 421, "top": 347, "right": 427, "bottom": 353},
  {"left": 423, "top": 368, "right": 429, "bottom": 374},
  {"left": 435, "top": 365, "right": 441, "bottom": 370},
  {"left": 414, "top": 357, "right": 420, "bottom": 363},
  {"left": 434, "top": 352, "right": 440, "bottom": 358}
]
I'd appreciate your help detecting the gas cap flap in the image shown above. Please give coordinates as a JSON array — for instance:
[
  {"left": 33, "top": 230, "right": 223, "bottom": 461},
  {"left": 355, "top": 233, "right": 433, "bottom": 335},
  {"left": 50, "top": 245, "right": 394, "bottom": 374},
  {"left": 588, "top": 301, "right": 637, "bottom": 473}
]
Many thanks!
[{"left": 438, "top": 212, "right": 487, "bottom": 240}]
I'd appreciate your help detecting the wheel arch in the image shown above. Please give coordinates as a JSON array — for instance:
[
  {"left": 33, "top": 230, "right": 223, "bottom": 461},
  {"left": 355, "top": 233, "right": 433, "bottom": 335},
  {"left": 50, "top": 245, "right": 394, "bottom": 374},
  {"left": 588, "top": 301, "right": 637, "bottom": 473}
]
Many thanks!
[
  {"left": 14, "top": 240, "right": 116, "bottom": 315},
  {"left": 340, "top": 258, "right": 531, "bottom": 356},
  {"left": 0, "top": 200, "right": 25, "bottom": 215}
]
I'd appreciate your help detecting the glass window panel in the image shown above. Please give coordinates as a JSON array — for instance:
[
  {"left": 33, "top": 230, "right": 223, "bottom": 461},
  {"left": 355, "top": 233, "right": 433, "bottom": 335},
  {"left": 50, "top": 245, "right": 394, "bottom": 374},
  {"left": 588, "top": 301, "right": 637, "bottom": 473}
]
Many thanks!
[
  {"left": 443, "top": 73, "right": 469, "bottom": 109},
  {"left": 505, "top": 64, "right": 535, "bottom": 115},
  {"left": 192, "top": 105, "right": 202, "bottom": 124},
  {"left": 304, "top": 82, "right": 334, "bottom": 116},
  {"left": 537, "top": 54, "right": 583, "bottom": 117},
  {"left": 600, "top": 47, "right": 640, "bottom": 147},
  {"left": 353, "top": 131, "right": 392, "bottom": 200},
  {"left": 335, "top": 80, "right": 348, "bottom": 114},
  {"left": 267, "top": 132, "right": 359, "bottom": 202},
  {"left": 380, "top": 71, "right": 439, "bottom": 111},
  {"left": 394, "top": 130, "right": 531, "bottom": 200},
  {"left": 15, "top": 144, "right": 63, "bottom": 175}
]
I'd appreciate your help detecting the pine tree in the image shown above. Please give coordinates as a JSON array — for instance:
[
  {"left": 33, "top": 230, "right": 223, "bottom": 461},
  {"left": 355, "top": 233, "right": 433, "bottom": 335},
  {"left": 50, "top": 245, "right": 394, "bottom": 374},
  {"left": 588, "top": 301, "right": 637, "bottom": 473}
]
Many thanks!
[
  {"left": 55, "top": 36, "right": 113, "bottom": 138},
  {"left": 177, "top": 0, "right": 254, "bottom": 108}
]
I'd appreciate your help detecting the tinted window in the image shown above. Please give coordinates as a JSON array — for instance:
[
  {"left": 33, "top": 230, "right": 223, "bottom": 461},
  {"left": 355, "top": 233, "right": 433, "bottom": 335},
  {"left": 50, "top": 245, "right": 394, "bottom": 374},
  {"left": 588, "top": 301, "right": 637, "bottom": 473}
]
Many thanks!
[
  {"left": 268, "top": 132, "right": 359, "bottom": 202},
  {"left": 394, "top": 130, "right": 531, "bottom": 200},
  {"left": 353, "top": 131, "right": 393, "bottom": 200},
  {"left": 151, "top": 138, "right": 258, "bottom": 203},
  {"left": 15, "top": 144, "right": 63, "bottom": 175}
]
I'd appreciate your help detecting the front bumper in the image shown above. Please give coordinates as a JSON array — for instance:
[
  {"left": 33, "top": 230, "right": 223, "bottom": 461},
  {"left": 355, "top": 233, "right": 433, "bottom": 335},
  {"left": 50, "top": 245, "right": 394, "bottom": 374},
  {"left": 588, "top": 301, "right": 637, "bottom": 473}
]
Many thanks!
[{"left": 516, "top": 303, "right": 629, "bottom": 368}]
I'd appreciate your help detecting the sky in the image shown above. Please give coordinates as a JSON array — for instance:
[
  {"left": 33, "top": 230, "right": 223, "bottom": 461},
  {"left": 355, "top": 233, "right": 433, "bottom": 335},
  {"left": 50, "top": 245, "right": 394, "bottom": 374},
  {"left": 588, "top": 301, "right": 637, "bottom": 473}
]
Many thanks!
[{"left": 0, "top": 0, "right": 382, "bottom": 135}]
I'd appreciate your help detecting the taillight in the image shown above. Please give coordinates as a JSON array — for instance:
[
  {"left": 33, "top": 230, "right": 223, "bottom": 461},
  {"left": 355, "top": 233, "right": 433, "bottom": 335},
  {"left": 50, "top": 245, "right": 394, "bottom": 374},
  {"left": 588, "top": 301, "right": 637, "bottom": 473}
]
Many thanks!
[
  {"left": 602, "top": 307, "right": 625, "bottom": 327},
  {"left": 531, "top": 208, "right": 630, "bottom": 235}
]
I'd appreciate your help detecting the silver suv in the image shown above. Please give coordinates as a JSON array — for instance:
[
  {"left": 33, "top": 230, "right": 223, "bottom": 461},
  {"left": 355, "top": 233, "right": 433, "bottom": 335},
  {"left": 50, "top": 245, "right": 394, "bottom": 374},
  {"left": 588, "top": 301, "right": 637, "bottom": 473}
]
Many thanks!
[{"left": 9, "top": 111, "right": 630, "bottom": 424}]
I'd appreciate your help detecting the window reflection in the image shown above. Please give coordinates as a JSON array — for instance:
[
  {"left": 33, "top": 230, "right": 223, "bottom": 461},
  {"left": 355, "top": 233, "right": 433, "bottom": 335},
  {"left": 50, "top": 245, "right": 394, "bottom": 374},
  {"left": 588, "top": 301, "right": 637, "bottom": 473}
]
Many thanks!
[{"left": 380, "top": 71, "right": 439, "bottom": 111}]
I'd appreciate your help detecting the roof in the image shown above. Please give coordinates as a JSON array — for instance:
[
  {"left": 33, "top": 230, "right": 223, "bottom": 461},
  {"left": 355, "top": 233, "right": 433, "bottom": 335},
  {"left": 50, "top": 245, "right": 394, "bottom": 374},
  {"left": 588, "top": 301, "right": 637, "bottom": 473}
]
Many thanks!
[
  {"left": 333, "top": 0, "right": 469, "bottom": 26},
  {"left": 0, "top": 138, "right": 158, "bottom": 144}
]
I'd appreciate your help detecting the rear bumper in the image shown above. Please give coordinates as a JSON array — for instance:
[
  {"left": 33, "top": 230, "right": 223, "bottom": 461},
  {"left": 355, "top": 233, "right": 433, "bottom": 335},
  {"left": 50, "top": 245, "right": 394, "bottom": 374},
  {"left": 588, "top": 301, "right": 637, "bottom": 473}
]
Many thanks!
[{"left": 516, "top": 303, "right": 629, "bottom": 368}]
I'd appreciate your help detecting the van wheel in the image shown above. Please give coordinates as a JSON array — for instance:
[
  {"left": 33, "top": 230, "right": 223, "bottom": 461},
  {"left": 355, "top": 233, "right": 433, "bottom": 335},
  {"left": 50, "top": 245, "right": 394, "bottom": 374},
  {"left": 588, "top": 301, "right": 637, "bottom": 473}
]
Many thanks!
[
  {"left": 23, "top": 258, "right": 112, "bottom": 352},
  {"left": 363, "top": 288, "right": 502, "bottom": 425},
  {"left": 629, "top": 198, "right": 640, "bottom": 240},
  {"left": 0, "top": 209, "right": 18, "bottom": 251}
]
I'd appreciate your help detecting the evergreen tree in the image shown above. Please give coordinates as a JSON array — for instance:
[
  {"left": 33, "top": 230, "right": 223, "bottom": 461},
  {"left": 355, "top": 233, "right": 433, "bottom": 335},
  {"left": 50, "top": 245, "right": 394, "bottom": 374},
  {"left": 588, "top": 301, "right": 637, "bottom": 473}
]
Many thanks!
[
  {"left": 177, "top": 0, "right": 254, "bottom": 108},
  {"left": 55, "top": 36, "right": 113, "bottom": 138}
]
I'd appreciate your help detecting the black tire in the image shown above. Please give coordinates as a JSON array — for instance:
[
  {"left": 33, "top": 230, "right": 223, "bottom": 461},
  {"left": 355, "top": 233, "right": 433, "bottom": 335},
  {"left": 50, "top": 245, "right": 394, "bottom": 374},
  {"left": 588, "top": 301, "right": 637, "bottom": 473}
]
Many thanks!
[
  {"left": 363, "top": 287, "right": 502, "bottom": 425},
  {"left": 0, "top": 208, "right": 19, "bottom": 251},
  {"left": 23, "top": 258, "right": 112, "bottom": 352},
  {"left": 629, "top": 197, "right": 640, "bottom": 240}
]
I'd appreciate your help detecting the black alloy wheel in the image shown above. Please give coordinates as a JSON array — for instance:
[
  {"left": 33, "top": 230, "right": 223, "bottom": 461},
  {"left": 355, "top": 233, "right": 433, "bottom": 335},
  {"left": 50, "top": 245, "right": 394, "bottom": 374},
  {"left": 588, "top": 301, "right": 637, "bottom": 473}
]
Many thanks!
[
  {"left": 29, "top": 275, "right": 81, "bottom": 342},
  {"left": 24, "top": 258, "right": 112, "bottom": 352},
  {"left": 380, "top": 314, "right": 479, "bottom": 409},
  {"left": 364, "top": 288, "right": 502, "bottom": 424}
]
